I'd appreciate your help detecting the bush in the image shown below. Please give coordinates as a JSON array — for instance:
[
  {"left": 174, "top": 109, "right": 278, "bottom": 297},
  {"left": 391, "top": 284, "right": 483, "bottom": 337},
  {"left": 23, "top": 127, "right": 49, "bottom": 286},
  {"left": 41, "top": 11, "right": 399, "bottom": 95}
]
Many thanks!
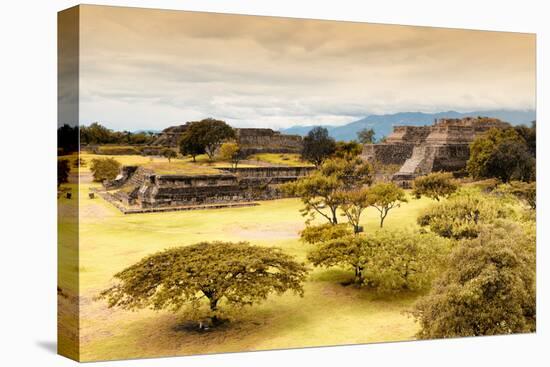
[
  {"left": 410, "top": 221, "right": 536, "bottom": 338},
  {"left": 300, "top": 223, "right": 352, "bottom": 244},
  {"left": 361, "top": 230, "right": 449, "bottom": 292},
  {"left": 417, "top": 192, "right": 514, "bottom": 239},
  {"left": 90, "top": 158, "right": 121, "bottom": 182}
]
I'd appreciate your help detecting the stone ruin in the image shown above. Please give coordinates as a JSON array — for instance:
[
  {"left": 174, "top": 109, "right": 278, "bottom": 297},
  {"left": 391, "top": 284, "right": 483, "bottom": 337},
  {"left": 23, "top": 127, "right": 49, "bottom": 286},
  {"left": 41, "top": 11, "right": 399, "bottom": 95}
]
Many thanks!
[
  {"left": 361, "top": 117, "right": 510, "bottom": 184},
  {"left": 102, "top": 165, "right": 314, "bottom": 213},
  {"left": 152, "top": 125, "right": 303, "bottom": 155}
]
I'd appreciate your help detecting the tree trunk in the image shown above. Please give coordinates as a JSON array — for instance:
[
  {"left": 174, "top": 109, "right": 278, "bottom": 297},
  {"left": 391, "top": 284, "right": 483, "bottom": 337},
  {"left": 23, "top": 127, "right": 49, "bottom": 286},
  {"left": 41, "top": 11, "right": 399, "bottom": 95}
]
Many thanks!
[
  {"left": 209, "top": 297, "right": 220, "bottom": 325},
  {"left": 379, "top": 213, "right": 385, "bottom": 228},
  {"left": 331, "top": 207, "right": 338, "bottom": 225},
  {"left": 354, "top": 266, "right": 363, "bottom": 284}
]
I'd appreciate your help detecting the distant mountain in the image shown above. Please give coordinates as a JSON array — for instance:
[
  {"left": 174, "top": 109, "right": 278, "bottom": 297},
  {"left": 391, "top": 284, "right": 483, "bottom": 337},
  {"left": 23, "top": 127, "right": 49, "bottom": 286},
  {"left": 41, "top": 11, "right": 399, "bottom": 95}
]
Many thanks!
[{"left": 281, "top": 109, "right": 536, "bottom": 142}]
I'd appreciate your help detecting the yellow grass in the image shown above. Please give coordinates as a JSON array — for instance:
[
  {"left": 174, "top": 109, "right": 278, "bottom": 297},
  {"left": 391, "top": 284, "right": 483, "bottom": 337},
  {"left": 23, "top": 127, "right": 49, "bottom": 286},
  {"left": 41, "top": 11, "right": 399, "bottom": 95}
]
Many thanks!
[
  {"left": 249, "top": 153, "right": 312, "bottom": 166},
  {"left": 58, "top": 181, "right": 435, "bottom": 361}
]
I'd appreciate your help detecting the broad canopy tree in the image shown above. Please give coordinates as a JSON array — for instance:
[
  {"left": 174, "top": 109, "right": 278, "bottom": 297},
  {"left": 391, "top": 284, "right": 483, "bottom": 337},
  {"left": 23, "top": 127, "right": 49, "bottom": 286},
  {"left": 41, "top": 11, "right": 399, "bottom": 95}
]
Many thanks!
[
  {"left": 179, "top": 118, "right": 235, "bottom": 161},
  {"left": 98, "top": 241, "right": 308, "bottom": 328}
]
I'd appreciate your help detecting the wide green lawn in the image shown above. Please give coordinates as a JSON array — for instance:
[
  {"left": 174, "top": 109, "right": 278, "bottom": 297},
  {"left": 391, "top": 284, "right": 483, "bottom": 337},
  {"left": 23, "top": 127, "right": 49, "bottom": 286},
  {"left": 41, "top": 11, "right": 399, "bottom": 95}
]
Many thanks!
[{"left": 59, "top": 182, "right": 434, "bottom": 361}]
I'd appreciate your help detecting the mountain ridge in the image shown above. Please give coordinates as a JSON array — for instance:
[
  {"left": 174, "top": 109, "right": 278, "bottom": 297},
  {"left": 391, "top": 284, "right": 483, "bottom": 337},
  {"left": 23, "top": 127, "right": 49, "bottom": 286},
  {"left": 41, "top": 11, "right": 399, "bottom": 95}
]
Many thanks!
[{"left": 280, "top": 109, "right": 536, "bottom": 141}]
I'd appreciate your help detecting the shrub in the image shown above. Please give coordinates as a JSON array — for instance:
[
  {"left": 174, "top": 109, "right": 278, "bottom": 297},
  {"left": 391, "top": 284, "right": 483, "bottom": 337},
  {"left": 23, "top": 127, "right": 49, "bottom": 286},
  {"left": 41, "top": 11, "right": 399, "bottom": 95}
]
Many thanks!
[
  {"left": 417, "top": 192, "right": 514, "bottom": 239},
  {"left": 90, "top": 158, "right": 121, "bottom": 182},
  {"left": 410, "top": 221, "right": 536, "bottom": 338},
  {"left": 496, "top": 181, "right": 536, "bottom": 210}
]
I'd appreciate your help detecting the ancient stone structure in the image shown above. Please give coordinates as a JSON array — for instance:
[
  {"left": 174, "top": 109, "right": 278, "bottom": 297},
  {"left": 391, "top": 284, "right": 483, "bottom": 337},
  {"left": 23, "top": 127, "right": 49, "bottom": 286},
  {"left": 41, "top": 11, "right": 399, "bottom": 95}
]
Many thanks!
[
  {"left": 152, "top": 125, "right": 303, "bottom": 155},
  {"left": 104, "top": 165, "right": 314, "bottom": 212},
  {"left": 151, "top": 125, "right": 188, "bottom": 147},
  {"left": 235, "top": 128, "right": 303, "bottom": 155},
  {"left": 362, "top": 117, "right": 510, "bottom": 184}
]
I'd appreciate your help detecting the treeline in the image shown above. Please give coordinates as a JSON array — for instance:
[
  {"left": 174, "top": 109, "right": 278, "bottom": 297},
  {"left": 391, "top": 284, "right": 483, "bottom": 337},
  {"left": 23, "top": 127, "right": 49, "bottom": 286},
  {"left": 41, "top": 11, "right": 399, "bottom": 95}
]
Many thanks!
[{"left": 80, "top": 123, "right": 157, "bottom": 145}]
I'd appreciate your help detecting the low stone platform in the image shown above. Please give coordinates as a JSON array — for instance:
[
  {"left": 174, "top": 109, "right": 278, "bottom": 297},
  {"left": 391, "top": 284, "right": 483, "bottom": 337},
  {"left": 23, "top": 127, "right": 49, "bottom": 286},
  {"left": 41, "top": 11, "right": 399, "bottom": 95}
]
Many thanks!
[{"left": 96, "top": 190, "right": 259, "bottom": 214}]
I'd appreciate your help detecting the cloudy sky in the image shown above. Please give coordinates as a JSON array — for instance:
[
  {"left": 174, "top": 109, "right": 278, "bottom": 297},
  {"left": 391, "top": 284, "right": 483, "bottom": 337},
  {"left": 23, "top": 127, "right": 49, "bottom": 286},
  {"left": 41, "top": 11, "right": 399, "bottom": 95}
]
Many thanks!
[{"left": 76, "top": 5, "right": 536, "bottom": 131}]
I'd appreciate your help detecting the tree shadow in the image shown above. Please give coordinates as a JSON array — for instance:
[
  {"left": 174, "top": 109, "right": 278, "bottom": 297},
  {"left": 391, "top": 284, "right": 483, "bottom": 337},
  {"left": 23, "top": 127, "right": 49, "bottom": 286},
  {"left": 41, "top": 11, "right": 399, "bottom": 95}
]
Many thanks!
[{"left": 36, "top": 340, "right": 57, "bottom": 354}]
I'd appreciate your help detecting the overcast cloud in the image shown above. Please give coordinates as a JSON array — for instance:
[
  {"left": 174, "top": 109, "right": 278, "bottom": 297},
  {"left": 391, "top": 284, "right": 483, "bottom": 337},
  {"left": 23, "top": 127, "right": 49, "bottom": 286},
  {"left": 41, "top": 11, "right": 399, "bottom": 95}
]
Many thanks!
[{"left": 75, "top": 5, "right": 536, "bottom": 131}]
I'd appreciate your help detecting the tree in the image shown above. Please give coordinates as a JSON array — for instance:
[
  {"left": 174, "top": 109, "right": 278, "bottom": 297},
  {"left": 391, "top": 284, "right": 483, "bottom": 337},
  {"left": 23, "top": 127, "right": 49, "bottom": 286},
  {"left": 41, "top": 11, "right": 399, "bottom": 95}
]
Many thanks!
[
  {"left": 301, "top": 127, "right": 336, "bottom": 167},
  {"left": 467, "top": 128, "right": 535, "bottom": 182},
  {"left": 179, "top": 118, "right": 235, "bottom": 161},
  {"left": 336, "top": 188, "right": 370, "bottom": 233},
  {"left": 58, "top": 159, "right": 70, "bottom": 186},
  {"left": 412, "top": 172, "right": 458, "bottom": 201},
  {"left": 361, "top": 230, "right": 449, "bottom": 292},
  {"left": 334, "top": 141, "right": 362, "bottom": 159},
  {"left": 283, "top": 157, "right": 372, "bottom": 225},
  {"left": 162, "top": 148, "right": 177, "bottom": 163},
  {"left": 218, "top": 142, "right": 243, "bottom": 168},
  {"left": 308, "top": 234, "right": 366, "bottom": 284},
  {"left": 367, "top": 182, "right": 407, "bottom": 227},
  {"left": 514, "top": 121, "right": 536, "bottom": 157},
  {"left": 410, "top": 222, "right": 536, "bottom": 338},
  {"left": 90, "top": 158, "right": 121, "bottom": 182},
  {"left": 179, "top": 125, "right": 205, "bottom": 162},
  {"left": 98, "top": 241, "right": 308, "bottom": 328},
  {"left": 307, "top": 229, "right": 447, "bottom": 288},
  {"left": 417, "top": 192, "right": 514, "bottom": 239},
  {"left": 357, "top": 128, "right": 375, "bottom": 144}
]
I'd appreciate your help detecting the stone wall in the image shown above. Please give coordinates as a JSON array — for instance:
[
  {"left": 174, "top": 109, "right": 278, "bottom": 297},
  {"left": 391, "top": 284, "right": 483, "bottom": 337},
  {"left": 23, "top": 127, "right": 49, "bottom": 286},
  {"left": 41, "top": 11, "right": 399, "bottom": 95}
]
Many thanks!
[
  {"left": 235, "top": 128, "right": 303, "bottom": 155},
  {"left": 385, "top": 126, "right": 432, "bottom": 144},
  {"left": 361, "top": 144, "right": 414, "bottom": 165}
]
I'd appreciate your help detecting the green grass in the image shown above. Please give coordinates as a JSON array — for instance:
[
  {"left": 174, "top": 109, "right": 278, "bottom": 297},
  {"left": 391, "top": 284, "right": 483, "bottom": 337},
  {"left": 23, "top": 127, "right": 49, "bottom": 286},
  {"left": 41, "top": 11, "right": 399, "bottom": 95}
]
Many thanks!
[{"left": 59, "top": 182, "right": 435, "bottom": 361}]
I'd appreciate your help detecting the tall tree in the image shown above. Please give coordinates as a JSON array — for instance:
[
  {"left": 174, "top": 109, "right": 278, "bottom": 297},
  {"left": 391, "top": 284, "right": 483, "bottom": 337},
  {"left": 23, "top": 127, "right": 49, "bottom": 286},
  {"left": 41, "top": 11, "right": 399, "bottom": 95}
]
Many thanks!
[
  {"left": 357, "top": 128, "right": 376, "bottom": 144},
  {"left": 336, "top": 188, "right": 370, "bottom": 233},
  {"left": 98, "top": 241, "right": 308, "bottom": 328},
  {"left": 367, "top": 182, "right": 407, "bottom": 227},
  {"left": 301, "top": 127, "right": 336, "bottom": 167},
  {"left": 283, "top": 157, "right": 372, "bottom": 225}
]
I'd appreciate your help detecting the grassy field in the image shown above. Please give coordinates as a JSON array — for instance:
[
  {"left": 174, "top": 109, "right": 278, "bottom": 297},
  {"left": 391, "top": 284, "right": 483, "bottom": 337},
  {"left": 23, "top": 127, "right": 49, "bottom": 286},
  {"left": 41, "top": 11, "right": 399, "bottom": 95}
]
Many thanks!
[
  {"left": 248, "top": 153, "right": 312, "bottom": 166},
  {"left": 58, "top": 180, "right": 435, "bottom": 361}
]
